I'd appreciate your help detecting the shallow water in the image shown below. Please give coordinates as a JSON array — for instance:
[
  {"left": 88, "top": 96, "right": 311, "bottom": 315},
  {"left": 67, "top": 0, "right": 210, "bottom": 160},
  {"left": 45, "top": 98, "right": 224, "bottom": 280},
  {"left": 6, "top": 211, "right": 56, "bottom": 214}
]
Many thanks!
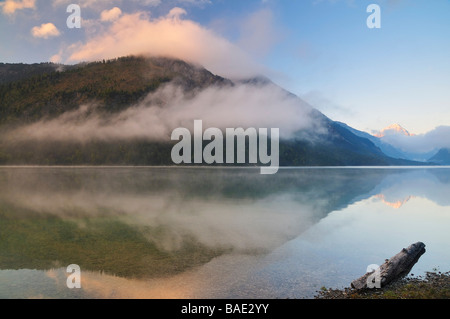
[{"left": 0, "top": 167, "right": 449, "bottom": 299}]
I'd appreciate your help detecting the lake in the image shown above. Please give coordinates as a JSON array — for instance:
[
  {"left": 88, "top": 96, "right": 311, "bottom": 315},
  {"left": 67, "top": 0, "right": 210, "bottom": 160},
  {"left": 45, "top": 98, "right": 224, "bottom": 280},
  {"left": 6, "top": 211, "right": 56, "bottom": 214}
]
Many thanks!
[{"left": 0, "top": 167, "right": 449, "bottom": 299}]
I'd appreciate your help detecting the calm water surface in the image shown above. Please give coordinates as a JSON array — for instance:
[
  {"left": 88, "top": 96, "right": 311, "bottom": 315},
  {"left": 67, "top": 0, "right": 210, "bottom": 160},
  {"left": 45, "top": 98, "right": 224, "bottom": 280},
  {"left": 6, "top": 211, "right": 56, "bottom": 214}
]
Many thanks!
[{"left": 0, "top": 167, "right": 449, "bottom": 299}]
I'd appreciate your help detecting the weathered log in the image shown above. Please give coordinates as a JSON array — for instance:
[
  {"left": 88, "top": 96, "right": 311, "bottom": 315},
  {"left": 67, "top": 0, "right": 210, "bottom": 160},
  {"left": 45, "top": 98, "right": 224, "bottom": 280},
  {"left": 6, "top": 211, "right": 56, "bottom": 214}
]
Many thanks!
[{"left": 351, "top": 242, "right": 426, "bottom": 290}]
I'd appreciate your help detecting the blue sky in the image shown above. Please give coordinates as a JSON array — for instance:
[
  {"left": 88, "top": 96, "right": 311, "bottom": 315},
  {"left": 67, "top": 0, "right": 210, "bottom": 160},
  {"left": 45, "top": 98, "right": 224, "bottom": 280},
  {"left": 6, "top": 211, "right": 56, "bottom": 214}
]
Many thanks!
[{"left": 1, "top": 0, "right": 449, "bottom": 134}]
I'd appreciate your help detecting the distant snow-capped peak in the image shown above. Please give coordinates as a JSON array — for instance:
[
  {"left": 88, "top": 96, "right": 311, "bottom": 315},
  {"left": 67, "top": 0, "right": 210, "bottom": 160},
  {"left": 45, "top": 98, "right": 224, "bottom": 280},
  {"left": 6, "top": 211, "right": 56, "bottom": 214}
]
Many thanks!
[{"left": 374, "top": 123, "right": 414, "bottom": 138}]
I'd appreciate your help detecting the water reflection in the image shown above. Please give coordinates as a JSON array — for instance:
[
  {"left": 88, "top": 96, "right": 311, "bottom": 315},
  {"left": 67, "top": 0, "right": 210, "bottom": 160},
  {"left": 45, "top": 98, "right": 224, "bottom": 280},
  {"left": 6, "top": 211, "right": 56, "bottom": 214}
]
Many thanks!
[
  {"left": 375, "top": 194, "right": 414, "bottom": 209},
  {"left": 0, "top": 167, "right": 449, "bottom": 299}
]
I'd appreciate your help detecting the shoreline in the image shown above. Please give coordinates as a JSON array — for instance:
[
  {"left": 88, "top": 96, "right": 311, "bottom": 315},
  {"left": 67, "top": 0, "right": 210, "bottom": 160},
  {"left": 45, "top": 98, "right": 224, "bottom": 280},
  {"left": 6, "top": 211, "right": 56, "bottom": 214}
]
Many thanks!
[{"left": 315, "top": 271, "right": 450, "bottom": 299}]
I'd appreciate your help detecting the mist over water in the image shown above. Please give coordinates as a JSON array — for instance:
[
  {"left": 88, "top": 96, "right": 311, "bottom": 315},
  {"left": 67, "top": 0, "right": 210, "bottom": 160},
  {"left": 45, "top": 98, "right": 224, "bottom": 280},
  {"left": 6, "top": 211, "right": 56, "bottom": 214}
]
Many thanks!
[{"left": 0, "top": 167, "right": 449, "bottom": 299}]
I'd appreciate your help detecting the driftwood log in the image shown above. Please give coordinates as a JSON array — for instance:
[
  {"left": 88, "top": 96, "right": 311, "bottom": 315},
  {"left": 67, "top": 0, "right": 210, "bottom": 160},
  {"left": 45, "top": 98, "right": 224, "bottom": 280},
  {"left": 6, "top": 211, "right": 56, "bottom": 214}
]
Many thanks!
[{"left": 351, "top": 242, "right": 426, "bottom": 290}]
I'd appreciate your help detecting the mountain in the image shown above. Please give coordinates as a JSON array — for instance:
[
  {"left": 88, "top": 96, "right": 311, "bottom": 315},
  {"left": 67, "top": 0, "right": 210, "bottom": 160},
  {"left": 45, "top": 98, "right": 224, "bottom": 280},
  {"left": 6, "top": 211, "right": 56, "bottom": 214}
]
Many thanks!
[
  {"left": 336, "top": 122, "right": 439, "bottom": 162},
  {"left": 374, "top": 123, "right": 414, "bottom": 138},
  {"left": 0, "top": 62, "right": 76, "bottom": 85},
  {"left": 429, "top": 148, "right": 450, "bottom": 165},
  {"left": 336, "top": 122, "right": 408, "bottom": 160},
  {"left": 281, "top": 118, "right": 420, "bottom": 166},
  {"left": 0, "top": 56, "right": 231, "bottom": 127},
  {"left": 371, "top": 123, "right": 437, "bottom": 162},
  {"left": 0, "top": 56, "right": 424, "bottom": 166}
]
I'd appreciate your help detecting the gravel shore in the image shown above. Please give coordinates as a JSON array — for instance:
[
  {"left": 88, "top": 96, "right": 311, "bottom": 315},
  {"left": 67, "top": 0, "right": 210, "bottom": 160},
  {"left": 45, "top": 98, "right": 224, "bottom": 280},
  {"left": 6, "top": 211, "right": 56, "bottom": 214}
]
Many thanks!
[{"left": 315, "top": 271, "right": 450, "bottom": 299}]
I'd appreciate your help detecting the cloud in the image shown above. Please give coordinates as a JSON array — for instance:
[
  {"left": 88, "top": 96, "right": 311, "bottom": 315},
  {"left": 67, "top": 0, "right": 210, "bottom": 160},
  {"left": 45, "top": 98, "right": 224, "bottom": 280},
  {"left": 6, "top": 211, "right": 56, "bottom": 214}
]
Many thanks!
[
  {"left": 31, "top": 23, "right": 61, "bottom": 39},
  {"left": 49, "top": 53, "right": 62, "bottom": 63},
  {"left": 50, "top": 48, "right": 65, "bottom": 63},
  {"left": 238, "top": 9, "right": 280, "bottom": 57},
  {"left": 100, "top": 7, "right": 122, "bottom": 22},
  {"left": 9, "top": 82, "right": 321, "bottom": 143},
  {"left": 381, "top": 126, "right": 450, "bottom": 153},
  {"left": 63, "top": 8, "right": 265, "bottom": 79},
  {"left": 165, "top": 6, "right": 186, "bottom": 20},
  {"left": 0, "top": 0, "right": 35, "bottom": 15}
]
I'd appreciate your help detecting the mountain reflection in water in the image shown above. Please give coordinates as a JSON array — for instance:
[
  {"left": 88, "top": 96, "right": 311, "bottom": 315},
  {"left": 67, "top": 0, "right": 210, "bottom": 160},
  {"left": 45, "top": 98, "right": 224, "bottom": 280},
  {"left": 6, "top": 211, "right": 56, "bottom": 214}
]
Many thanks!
[{"left": 0, "top": 167, "right": 449, "bottom": 299}]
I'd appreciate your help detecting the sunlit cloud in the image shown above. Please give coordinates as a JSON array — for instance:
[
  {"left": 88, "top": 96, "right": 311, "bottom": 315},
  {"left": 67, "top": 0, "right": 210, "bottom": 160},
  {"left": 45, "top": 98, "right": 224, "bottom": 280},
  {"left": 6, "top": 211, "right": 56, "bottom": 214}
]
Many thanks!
[
  {"left": 100, "top": 7, "right": 122, "bottom": 22},
  {"left": 31, "top": 23, "right": 61, "bottom": 39},
  {"left": 64, "top": 8, "right": 265, "bottom": 79},
  {"left": 0, "top": 0, "right": 35, "bottom": 15}
]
